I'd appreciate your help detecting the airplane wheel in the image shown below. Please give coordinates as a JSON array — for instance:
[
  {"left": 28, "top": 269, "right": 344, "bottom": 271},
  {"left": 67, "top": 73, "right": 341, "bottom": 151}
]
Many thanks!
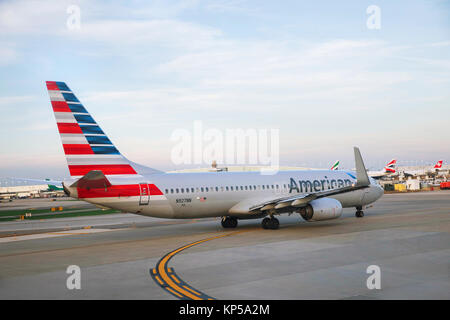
[
  {"left": 262, "top": 218, "right": 270, "bottom": 229},
  {"left": 270, "top": 217, "right": 280, "bottom": 229},
  {"left": 221, "top": 217, "right": 238, "bottom": 228},
  {"left": 356, "top": 210, "right": 364, "bottom": 218},
  {"left": 262, "top": 217, "right": 279, "bottom": 230}
]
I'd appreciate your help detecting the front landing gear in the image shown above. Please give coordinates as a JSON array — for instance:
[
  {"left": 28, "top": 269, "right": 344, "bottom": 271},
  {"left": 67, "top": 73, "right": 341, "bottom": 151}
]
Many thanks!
[
  {"left": 355, "top": 206, "right": 364, "bottom": 218},
  {"left": 262, "top": 217, "right": 279, "bottom": 230},
  {"left": 221, "top": 216, "right": 238, "bottom": 228}
]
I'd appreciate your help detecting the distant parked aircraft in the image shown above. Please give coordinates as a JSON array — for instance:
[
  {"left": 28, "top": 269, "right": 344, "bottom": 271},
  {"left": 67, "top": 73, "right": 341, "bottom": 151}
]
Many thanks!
[
  {"left": 403, "top": 160, "right": 444, "bottom": 177},
  {"left": 368, "top": 159, "right": 397, "bottom": 179}
]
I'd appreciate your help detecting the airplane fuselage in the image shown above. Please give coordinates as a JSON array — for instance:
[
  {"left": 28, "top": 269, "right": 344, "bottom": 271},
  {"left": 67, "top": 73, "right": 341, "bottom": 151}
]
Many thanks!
[{"left": 65, "top": 169, "right": 384, "bottom": 219}]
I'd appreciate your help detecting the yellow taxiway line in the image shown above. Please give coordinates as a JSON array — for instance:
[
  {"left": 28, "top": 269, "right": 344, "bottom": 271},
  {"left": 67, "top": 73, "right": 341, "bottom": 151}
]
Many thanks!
[{"left": 150, "top": 230, "right": 247, "bottom": 300}]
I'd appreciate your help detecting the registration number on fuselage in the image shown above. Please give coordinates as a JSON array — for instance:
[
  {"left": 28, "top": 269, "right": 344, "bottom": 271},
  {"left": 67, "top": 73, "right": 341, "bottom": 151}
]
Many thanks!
[{"left": 176, "top": 198, "right": 192, "bottom": 204}]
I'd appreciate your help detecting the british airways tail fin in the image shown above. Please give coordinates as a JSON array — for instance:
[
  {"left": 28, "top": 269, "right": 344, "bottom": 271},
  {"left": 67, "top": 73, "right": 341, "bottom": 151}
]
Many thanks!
[
  {"left": 46, "top": 81, "right": 162, "bottom": 178},
  {"left": 383, "top": 159, "right": 396, "bottom": 173}
]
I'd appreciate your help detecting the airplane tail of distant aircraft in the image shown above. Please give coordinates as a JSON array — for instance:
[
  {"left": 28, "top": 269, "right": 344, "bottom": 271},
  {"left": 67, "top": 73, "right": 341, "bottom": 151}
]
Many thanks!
[
  {"left": 46, "top": 178, "right": 63, "bottom": 191},
  {"left": 45, "top": 81, "right": 161, "bottom": 179},
  {"left": 434, "top": 160, "right": 443, "bottom": 169},
  {"left": 383, "top": 159, "right": 396, "bottom": 173},
  {"left": 330, "top": 160, "right": 339, "bottom": 171}
]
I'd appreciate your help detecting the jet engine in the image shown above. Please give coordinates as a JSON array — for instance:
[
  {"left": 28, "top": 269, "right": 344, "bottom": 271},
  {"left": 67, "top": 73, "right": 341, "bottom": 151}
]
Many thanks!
[{"left": 297, "top": 197, "right": 343, "bottom": 221}]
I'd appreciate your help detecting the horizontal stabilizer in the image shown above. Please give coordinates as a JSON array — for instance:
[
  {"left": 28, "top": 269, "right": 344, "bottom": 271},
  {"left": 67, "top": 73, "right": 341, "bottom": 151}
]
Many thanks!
[{"left": 70, "top": 170, "right": 112, "bottom": 189}]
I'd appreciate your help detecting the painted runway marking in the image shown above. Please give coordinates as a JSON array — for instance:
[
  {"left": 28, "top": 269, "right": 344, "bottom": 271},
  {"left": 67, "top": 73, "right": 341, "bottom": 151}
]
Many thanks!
[
  {"left": 0, "top": 228, "right": 117, "bottom": 243},
  {"left": 150, "top": 231, "right": 246, "bottom": 300}
]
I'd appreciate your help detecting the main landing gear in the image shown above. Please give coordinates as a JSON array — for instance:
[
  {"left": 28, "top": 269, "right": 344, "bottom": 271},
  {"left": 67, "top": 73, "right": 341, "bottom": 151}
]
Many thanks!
[
  {"left": 355, "top": 206, "right": 364, "bottom": 218},
  {"left": 221, "top": 216, "right": 238, "bottom": 228},
  {"left": 262, "top": 216, "right": 279, "bottom": 230}
]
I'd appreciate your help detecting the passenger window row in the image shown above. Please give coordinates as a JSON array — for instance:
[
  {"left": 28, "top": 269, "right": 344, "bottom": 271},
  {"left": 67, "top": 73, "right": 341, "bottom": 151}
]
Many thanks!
[{"left": 165, "top": 184, "right": 288, "bottom": 194}]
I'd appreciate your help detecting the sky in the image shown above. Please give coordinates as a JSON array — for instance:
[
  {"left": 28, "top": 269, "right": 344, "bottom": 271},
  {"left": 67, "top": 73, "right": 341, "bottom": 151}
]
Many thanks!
[{"left": 0, "top": 0, "right": 449, "bottom": 179}]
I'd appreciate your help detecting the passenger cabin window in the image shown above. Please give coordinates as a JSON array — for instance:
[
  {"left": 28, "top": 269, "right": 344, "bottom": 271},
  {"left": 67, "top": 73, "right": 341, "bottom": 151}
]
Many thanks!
[
  {"left": 176, "top": 188, "right": 179, "bottom": 193},
  {"left": 201, "top": 187, "right": 204, "bottom": 192}
]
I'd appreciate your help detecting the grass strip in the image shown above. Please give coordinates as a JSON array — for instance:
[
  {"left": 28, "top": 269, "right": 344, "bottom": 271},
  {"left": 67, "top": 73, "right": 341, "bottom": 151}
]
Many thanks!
[{"left": 0, "top": 209, "right": 120, "bottom": 222}]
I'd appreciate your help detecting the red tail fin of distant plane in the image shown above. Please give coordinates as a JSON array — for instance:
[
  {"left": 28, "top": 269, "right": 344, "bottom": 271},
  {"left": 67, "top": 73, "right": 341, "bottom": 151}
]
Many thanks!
[{"left": 434, "top": 160, "right": 443, "bottom": 169}]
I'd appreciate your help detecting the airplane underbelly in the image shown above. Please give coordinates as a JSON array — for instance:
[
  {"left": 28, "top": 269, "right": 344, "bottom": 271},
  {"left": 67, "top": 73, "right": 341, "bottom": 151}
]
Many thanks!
[
  {"left": 332, "top": 190, "right": 364, "bottom": 207},
  {"left": 169, "top": 197, "right": 236, "bottom": 218},
  {"left": 81, "top": 196, "right": 176, "bottom": 218}
]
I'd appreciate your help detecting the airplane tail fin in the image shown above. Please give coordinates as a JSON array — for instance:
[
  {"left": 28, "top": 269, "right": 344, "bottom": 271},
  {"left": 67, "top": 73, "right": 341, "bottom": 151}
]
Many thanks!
[
  {"left": 434, "top": 160, "right": 443, "bottom": 169},
  {"left": 46, "top": 81, "right": 161, "bottom": 179},
  {"left": 330, "top": 160, "right": 339, "bottom": 171},
  {"left": 384, "top": 159, "right": 396, "bottom": 173},
  {"left": 354, "top": 147, "right": 370, "bottom": 187}
]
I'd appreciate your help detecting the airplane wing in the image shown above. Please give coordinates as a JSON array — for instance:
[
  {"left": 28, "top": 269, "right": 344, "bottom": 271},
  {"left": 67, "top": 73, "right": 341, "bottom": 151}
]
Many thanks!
[
  {"left": 229, "top": 147, "right": 371, "bottom": 215},
  {"left": 368, "top": 172, "right": 385, "bottom": 179},
  {"left": 5, "top": 177, "right": 63, "bottom": 187}
]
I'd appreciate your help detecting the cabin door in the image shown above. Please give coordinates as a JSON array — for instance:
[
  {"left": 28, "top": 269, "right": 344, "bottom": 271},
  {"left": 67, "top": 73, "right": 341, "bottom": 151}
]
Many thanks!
[{"left": 139, "top": 183, "right": 150, "bottom": 205}]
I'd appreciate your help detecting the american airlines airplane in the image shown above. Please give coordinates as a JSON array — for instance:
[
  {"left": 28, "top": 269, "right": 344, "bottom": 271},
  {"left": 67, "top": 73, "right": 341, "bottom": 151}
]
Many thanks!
[{"left": 45, "top": 81, "right": 384, "bottom": 229}]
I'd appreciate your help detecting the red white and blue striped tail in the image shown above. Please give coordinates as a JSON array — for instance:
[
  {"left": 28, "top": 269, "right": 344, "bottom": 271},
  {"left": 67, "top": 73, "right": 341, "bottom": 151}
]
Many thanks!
[
  {"left": 383, "top": 159, "right": 396, "bottom": 173},
  {"left": 46, "top": 81, "right": 140, "bottom": 179}
]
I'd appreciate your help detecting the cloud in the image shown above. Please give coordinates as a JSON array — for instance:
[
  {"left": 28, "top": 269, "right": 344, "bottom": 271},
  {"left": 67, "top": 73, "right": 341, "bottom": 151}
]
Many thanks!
[
  {"left": 0, "top": 95, "right": 35, "bottom": 105},
  {"left": 0, "top": 0, "right": 68, "bottom": 35},
  {"left": 0, "top": 42, "right": 19, "bottom": 66},
  {"left": 204, "top": 0, "right": 256, "bottom": 14},
  {"left": 426, "top": 41, "right": 450, "bottom": 47},
  {"left": 66, "top": 19, "right": 221, "bottom": 51},
  {"left": 0, "top": 0, "right": 449, "bottom": 173},
  {"left": 156, "top": 38, "right": 413, "bottom": 105}
]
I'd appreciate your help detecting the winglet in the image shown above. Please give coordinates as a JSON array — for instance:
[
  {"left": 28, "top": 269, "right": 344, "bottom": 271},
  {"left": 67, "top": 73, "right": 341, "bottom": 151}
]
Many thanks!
[{"left": 354, "top": 147, "right": 370, "bottom": 187}]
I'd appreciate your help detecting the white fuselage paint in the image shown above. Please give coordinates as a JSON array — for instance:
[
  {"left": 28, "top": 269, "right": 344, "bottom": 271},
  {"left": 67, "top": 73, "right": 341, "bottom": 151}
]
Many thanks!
[{"left": 71, "top": 169, "right": 384, "bottom": 220}]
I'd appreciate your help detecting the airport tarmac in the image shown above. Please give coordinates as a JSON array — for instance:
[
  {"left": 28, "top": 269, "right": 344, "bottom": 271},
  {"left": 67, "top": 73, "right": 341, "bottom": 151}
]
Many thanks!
[{"left": 0, "top": 191, "right": 449, "bottom": 299}]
